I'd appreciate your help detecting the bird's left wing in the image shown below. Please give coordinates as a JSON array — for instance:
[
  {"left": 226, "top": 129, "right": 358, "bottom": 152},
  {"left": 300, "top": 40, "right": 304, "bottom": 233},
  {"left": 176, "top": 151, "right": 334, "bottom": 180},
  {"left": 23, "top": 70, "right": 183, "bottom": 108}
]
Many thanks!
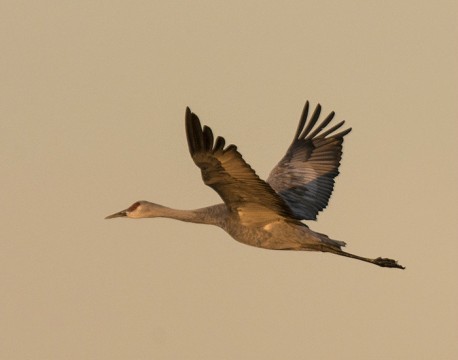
[
  {"left": 186, "top": 107, "right": 293, "bottom": 226},
  {"left": 267, "top": 101, "right": 352, "bottom": 220}
]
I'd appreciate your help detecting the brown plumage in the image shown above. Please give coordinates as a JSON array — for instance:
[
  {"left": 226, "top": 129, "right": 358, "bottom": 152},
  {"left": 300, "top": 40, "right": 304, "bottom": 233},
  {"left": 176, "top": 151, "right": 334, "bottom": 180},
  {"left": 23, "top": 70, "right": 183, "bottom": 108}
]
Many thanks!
[{"left": 106, "top": 101, "right": 405, "bottom": 269}]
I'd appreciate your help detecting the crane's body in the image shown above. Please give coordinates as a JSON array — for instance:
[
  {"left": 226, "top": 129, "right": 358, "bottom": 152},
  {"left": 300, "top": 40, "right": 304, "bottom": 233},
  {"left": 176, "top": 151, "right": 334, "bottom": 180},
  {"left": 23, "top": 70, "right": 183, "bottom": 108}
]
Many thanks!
[
  {"left": 118, "top": 202, "right": 333, "bottom": 250},
  {"left": 106, "top": 102, "right": 404, "bottom": 269}
]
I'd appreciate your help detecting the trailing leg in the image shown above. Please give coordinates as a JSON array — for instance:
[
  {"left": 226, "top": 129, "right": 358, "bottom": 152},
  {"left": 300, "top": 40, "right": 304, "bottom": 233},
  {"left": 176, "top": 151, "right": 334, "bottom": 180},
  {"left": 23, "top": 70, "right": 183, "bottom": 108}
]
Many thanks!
[{"left": 325, "top": 247, "right": 405, "bottom": 269}]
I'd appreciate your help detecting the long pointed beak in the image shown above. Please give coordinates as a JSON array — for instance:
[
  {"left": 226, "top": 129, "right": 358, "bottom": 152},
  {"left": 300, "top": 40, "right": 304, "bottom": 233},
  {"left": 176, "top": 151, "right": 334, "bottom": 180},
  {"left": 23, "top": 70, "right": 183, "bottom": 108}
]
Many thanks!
[{"left": 105, "top": 210, "right": 128, "bottom": 219}]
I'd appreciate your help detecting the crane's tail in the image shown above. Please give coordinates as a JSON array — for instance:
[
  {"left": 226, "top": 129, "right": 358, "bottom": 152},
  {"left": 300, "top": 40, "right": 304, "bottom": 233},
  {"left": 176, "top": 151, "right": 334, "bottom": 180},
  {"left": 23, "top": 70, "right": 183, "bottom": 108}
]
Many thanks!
[{"left": 315, "top": 231, "right": 346, "bottom": 250}]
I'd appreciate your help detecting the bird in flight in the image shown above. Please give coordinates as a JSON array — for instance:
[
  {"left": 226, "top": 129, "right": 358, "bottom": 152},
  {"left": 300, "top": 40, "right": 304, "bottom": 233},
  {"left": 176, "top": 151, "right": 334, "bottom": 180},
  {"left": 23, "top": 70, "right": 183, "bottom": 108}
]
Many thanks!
[{"left": 106, "top": 101, "right": 404, "bottom": 269}]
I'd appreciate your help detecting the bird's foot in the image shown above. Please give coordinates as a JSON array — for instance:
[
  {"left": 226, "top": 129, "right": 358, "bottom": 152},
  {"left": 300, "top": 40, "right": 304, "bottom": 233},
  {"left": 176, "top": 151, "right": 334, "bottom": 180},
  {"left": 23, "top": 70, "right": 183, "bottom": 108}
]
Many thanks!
[{"left": 374, "top": 257, "right": 405, "bottom": 269}]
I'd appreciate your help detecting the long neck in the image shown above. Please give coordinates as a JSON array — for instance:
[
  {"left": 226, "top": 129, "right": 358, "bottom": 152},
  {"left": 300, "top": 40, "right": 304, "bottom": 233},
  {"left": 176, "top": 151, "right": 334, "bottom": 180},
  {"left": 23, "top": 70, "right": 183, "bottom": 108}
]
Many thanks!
[{"left": 144, "top": 203, "right": 227, "bottom": 227}]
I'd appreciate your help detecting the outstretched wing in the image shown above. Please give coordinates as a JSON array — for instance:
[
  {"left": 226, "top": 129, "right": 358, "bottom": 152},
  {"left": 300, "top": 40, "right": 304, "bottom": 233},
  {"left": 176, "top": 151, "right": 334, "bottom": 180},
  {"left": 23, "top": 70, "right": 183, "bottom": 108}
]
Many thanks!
[
  {"left": 267, "top": 101, "right": 352, "bottom": 220},
  {"left": 186, "top": 107, "right": 293, "bottom": 226}
]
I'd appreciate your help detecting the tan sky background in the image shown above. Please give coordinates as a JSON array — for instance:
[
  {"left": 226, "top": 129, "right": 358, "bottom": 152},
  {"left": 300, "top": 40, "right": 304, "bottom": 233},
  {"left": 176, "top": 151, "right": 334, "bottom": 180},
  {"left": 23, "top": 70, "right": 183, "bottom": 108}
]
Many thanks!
[{"left": 1, "top": 1, "right": 457, "bottom": 359}]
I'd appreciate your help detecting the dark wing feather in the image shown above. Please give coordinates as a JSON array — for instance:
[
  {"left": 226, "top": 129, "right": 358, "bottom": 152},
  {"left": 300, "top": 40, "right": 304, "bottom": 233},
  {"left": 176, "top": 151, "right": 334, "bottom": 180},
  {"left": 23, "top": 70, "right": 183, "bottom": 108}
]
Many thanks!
[
  {"left": 267, "top": 101, "right": 352, "bottom": 220},
  {"left": 186, "top": 107, "right": 293, "bottom": 226}
]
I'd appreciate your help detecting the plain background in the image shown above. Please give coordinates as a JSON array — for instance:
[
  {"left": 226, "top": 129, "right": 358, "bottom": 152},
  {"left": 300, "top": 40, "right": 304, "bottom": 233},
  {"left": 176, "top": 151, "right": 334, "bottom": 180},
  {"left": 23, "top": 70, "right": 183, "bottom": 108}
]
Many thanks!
[{"left": 1, "top": 1, "right": 457, "bottom": 359}]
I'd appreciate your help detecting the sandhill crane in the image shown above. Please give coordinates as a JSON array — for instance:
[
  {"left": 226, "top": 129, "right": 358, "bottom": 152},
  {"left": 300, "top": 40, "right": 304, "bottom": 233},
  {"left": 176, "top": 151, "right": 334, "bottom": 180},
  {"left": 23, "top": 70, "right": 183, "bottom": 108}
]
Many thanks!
[{"left": 106, "top": 101, "right": 404, "bottom": 269}]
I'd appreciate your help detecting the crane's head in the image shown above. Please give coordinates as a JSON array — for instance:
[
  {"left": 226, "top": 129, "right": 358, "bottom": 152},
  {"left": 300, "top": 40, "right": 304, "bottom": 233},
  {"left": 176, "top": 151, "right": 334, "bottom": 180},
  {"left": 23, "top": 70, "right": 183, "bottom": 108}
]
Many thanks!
[{"left": 105, "top": 201, "right": 159, "bottom": 219}]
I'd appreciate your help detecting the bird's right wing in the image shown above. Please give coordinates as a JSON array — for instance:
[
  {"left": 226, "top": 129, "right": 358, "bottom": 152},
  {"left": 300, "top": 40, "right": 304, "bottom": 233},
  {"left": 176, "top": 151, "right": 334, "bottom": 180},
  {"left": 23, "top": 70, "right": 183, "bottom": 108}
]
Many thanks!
[
  {"left": 186, "top": 107, "right": 293, "bottom": 226},
  {"left": 267, "top": 101, "right": 352, "bottom": 220}
]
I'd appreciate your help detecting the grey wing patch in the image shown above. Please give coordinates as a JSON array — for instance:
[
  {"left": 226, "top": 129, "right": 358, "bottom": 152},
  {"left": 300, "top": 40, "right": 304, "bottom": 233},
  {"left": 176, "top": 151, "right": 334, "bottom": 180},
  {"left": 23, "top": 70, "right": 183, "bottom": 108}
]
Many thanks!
[{"left": 267, "top": 101, "right": 351, "bottom": 220}]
